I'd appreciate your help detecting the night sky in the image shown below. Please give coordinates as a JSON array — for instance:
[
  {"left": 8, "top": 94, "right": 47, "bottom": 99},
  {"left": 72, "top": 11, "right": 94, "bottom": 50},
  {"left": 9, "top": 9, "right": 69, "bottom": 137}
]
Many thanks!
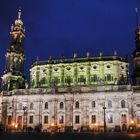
[{"left": 0, "top": 0, "right": 140, "bottom": 83}]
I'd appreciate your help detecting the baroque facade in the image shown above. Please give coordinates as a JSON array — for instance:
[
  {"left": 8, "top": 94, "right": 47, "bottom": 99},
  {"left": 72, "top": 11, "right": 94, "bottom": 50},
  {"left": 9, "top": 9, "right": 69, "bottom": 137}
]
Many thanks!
[{"left": 1, "top": 9, "right": 140, "bottom": 132}]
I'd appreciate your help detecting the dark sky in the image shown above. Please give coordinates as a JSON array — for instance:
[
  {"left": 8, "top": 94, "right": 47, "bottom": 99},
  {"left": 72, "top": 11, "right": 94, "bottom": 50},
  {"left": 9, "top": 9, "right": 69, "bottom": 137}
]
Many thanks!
[{"left": 0, "top": 0, "right": 140, "bottom": 83}]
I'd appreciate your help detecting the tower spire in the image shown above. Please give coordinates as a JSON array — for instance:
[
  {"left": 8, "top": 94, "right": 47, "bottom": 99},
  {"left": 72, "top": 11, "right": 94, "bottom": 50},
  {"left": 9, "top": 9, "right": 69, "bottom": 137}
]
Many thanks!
[
  {"left": 1, "top": 9, "right": 26, "bottom": 91},
  {"left": 135, "top": 8, "right": 139, "bottom": 29},
  {"left": 18, "top": 8, "right": 21, "bottom": 19}
]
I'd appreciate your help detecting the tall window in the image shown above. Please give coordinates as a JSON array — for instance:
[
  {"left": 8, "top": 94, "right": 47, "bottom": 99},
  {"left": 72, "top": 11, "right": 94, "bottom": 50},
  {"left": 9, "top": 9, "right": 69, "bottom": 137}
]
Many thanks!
[
  {"left": 65, "top": 76, "right": 72, "bottom": 85},
  {"left": 78, "top": 75, "right": 86, "bottom": 84},
  {"left": 122, "top": 114, "right": 127, "bottom": 123},
  {"left": 75, "top": 101, "right": 79, "bottom": 109},
  {"left": 106, "top": 74, "right": 112, "bottom": 81},
  {"left": 91, "top": 75, "right": 98, "bottom": 82},
  {"left": 137, "top": 115, "right": 140, "bottom": 124},
  {"left": 91, "top": 115, "right": 96, "bottom": 124},
  {"left": 60, "top": 102, "right": 64, "bottom": 109},
  {"left": 107, "top": 114, "right": 113, "bottom": 123},
  {"left": 121, "top": 100, "right": 126, "bottom": 108},
  {"left": 59, "top": 115, "right": 64, "bottom": 124},
  {"left": 44, "top": 102, "right": 48, "bottom": 109},
  {"left": 75, "top": 115, "right": 80, "bottom": 124},
  {"left": 30, "top": 103, "right": 33, "bottom": 110},
  {"left": 108, "top": 100, "right": 112, "bottom": 108},
  {"left": 29, "top": 116, "right": 34, "bottom": 124},
  {"left": 40, "top": 77, "right": 46, "bottom": 85},
  {"left": 8, "top": 116, "right": 12, "bottom": 125},
  {"left": 17, "top": 116, "right": 22, "bottom": 129},
  {"left": 44, "top": 116, "right": 48, "bottom": 124},
  {"left": 92, "top": 101, "right": 95, "bottom": 108},
  {"left": 52, "top": 77, "right": 60, "bottom": 85}
]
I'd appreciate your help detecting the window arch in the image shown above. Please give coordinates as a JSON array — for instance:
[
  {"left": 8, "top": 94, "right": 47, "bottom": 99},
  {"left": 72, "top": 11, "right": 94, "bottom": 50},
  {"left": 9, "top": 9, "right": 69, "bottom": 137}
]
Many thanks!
[
  {"left": 108, "top": 100, "right": 112, "bottom": 108},
  {"left": 60, "top": 102, "right": 64, "bottom": 109},
  {"left": 30, "top": 103, "right": 33, "bottom": 110},
  {"left": 44, "top": 102, "right": 48, "bottom": 109},
  {"left": 92, "top": 101, "right": 95, "bottom": 108},
  {"left": 121, "top": 100, "right": 126, "bottom": 108},
  {"left": 75, "top": 101, "right": 79, "bottom": 109}
]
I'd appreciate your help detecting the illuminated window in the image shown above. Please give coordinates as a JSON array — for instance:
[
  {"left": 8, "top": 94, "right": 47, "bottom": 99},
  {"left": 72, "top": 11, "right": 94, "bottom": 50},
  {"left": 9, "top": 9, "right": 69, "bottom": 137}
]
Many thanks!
[
  {"left": 44, "top": 116, "right": 48, "bottom": 124},
  {"left": 121, "top": 100, "right": 126, "bottom": 108},
  {"left": 44, "top": 102, "right": 48, "bottom": 109},
  {"left": 91, "top": 115, "right": 96, "bottom": 124},
  {"left": 75, "top": 115, "right": 80, "bottom": 124},
  {"left": 17, "top": 116, "right": 22, "bottom": 129},
  {"left": 30, "top": 103, "right": 33, "bottom": 110},
  {"left": 107, "top": 114, "right": 113, "bottom": 123},
  {"left": 60, "top": 102, "right": 64, "bottom": 109},
  {"left": 29, "top": 116, "right": 33, "bottom": 124},
  {"left": 75, "top": 101, "right": 79, "bottom": 109},
  {"left": 108, "top": 100, "right": 112, "bottom": 108},
  {"left": 122, "top": 114, "right": 127, "bottom": 123},
  {"left": 137, "top": 115, "right": 140, "bottom": 124},
  {"left": 59, "top": 115, "right": 64, "bottom": 124},
  {"left": 92, "top": 101, "right": 95, "bottom": 108}
]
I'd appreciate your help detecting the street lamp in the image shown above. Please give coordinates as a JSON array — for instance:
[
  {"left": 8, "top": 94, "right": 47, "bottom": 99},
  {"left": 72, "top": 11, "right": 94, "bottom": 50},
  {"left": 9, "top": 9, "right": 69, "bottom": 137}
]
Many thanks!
[
  {"left": 103, "top": 103, "right": 107, "bottom": 133},
  {"left": 22, "top": 102, "right": 27, "bottom": 132}
]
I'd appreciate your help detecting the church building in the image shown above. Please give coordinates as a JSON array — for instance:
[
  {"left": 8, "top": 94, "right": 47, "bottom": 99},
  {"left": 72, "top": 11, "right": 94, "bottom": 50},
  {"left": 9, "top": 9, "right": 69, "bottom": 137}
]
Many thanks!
[{"left": 1, "top": 9, "right": 140, "bottom": 132}]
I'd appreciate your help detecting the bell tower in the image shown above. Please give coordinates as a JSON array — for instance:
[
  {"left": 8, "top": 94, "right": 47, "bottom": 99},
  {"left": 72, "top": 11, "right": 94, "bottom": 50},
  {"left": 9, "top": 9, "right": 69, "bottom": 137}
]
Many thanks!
[
  {"left": 1, "top": 9, "right": 26, "bottom": 91},
  {"left": 132, "top": 8, "right": 140, "bottom": 86}
]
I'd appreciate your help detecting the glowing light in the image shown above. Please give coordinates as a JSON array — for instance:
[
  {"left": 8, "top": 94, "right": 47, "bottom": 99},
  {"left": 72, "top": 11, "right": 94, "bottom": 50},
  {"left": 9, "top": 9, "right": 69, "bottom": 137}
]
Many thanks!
[
  {"left": 12, "top": 122, "right": 15, "bottom": 126},
  {"left": 131, "top": 120, "right": 134, "bottom": 124},
  {"left": 15, "top": 124, "right": 18, "bottom": 128},
  {"left": 51, "top": 123, "right": 54, "bottom": 126},
  {"left": 94, "top": 123, "right": 97, "bottom": 126}
]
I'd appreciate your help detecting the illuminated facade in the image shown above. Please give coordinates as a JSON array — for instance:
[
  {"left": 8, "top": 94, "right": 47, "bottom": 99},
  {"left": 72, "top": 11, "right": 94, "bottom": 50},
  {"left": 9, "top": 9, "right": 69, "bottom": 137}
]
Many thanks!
[{"left": 1, "top": 9, "right": 140, "bottom": 132}]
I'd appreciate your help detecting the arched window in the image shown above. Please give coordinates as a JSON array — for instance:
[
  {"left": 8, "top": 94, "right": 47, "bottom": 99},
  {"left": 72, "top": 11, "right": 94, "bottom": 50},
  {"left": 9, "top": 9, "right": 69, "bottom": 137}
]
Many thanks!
[
  {"left": 91, "top": 75, "right": 98, "bottom": 82},
  {"left": 107, "top": 114, "right": 113, "bottom": 123},
  {"left": 75, "top": 101, "right": 79, "bottom": 109},
  {"left": 44, "top": 102, "right": 48, "bottom": 109},
  {"left": 121, "top": 100, "right": 126, "bottom": 108},
  {"left": 60, "top": 102, "right": 64, "bottom": 109},
  {"left": 65, "top": 76, "right": 72, "bottom": 85},
  {"left": 108, "top": 100, "right": 112, "bottom": 108},
  {"left": 107, "top": 74, "right": 111, "bottom": 81},
  {"left": 91, "top": 115, "right": 96, "bottom": 123},
  {"left": 78, "top": 75, "right": 86, "bottom": 84},
  {"left": 40, "top": 77, "right": 46, "bottom": 85},
  {"left": 30, "top": 103, "right": 33, "bottom": 110},
  {"left": 92, "top": 101, "right": 95, "bottom": 108}
]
